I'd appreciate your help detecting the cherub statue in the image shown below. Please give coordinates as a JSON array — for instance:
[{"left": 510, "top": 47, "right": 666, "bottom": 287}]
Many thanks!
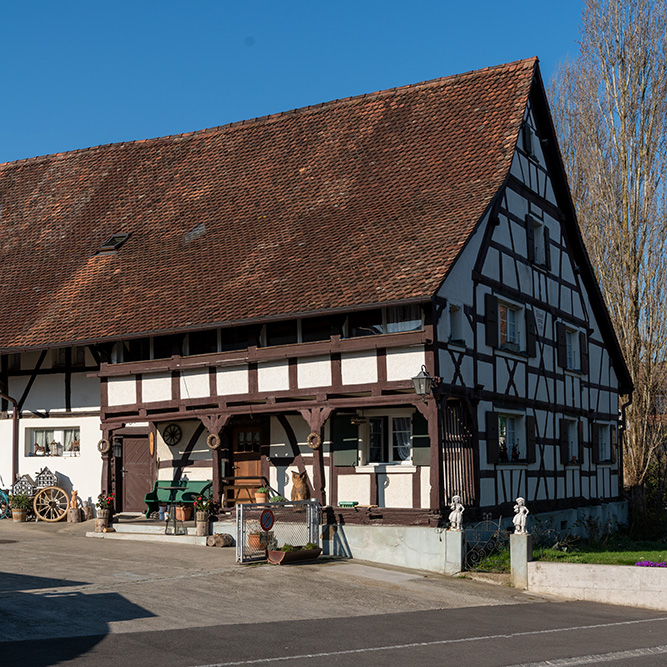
[
  {"left": 448, "top": 495, "right": 464, "bottom": 531},
  {"left": 513, "top": 497, "right": 529, "bottom": 534}
]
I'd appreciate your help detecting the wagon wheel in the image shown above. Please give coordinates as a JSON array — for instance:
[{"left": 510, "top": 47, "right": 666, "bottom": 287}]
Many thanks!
[{"left": 33, "top": 486, "right": 69, "bottom": 522}]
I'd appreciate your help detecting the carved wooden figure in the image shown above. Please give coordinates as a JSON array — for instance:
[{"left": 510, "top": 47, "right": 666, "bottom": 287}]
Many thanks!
[{"left": 290, "top": 471, "right": 310, "bottom": 502}]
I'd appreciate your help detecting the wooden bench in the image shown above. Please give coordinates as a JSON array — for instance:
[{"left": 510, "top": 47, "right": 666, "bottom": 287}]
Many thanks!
[{"left": 144, "top": 480, "right": 212, "bottom": 518}]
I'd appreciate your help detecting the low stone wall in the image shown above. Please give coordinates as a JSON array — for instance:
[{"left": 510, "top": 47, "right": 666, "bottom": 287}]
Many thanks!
[
  {"left": 321, "top": 523, "right": 462, "bottom": 574},
  {"left": 527, "top": 562, "right": 667, "bottom": 610}
]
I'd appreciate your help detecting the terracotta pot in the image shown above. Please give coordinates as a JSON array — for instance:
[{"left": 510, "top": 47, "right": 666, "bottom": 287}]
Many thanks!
[
  {"left": 248, "top": 533, "right": 262, "bottom": 550},
  {"left": 255, "top": 493, "right": 269, "bottom": 504},
  {"left": 176, "top": 506, "right": 192, "bottom": 521},
  {"left": 267, "top": 547, "right": 322, "bottom": 565},
  {"left": 12, "top": 508, "right": 27, "bottom": 522}
]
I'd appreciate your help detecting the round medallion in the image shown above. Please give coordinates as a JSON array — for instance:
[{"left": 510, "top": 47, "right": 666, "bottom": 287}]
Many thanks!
[
  {"left": 97, "top": 438, "right": 111, "bottom": 454},
  {"left": 163, "top": 423, "right": 182, "bottom": 446}
]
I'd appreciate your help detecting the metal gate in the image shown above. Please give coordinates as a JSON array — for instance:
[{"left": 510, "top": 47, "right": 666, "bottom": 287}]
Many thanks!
[
  {"left": 236, "top": 499, "right": 319, "bottom": 563},
  {"left": 464, "top": 513, "right": 509, "bottom": 571},
  {"left": 443, "top": 401, "right": 476, "bottom": 506}
]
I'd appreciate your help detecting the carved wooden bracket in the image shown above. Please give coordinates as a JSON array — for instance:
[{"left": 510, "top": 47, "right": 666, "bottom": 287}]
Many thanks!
[
  {"left": 199, "top": 413, "right": 231, "bottom": 436},
  {"left": 297, "top": 407, "right": 333, "bottom": 434}
]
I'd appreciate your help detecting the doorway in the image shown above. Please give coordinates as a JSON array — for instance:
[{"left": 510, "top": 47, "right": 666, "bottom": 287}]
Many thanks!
[
  {"left": 121, "top": 436, "right": 153, "bottom": 512},
  {"left": 228, "top": 425, "right": 262, "bottom": 504}
]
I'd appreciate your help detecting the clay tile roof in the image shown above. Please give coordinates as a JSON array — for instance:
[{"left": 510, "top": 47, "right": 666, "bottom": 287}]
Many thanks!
[{"left": 0, "top": 57, "right": 537, "bottom": 351}]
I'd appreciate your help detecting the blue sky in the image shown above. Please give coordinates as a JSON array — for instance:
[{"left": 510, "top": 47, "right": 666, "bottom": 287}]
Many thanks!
[{"left": 1, "top": 1, "right": 583, "bottom": 164}]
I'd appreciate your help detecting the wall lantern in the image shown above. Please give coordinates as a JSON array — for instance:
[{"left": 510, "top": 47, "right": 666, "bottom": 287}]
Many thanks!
[
  {"left": 412, "top": 365, "right": 440, "bottom": 397},
  {"left": 112, "top": 438, "right": 123, "bottom": 458}
]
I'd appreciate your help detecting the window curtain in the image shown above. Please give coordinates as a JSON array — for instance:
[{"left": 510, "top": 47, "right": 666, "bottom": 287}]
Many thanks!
[
  {"left": 31, "top": 430, "right": 55, "bottom": 455},
  {"left": 392, "top": 417, "right": 411, "bottom": 461},
  {"left": 64, "top": 429, "right": 80, "bottom": 452}
]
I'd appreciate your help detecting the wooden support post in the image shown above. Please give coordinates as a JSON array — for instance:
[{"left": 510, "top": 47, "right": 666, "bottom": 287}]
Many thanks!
[
  {"left": 416, "top": 398, "right": 442, "bottom": 512},
  {"left": 298, "top": 407, "right": 332, "bottom": 506},
  {"left": 200, "top": 413, "right": 231, "bottom": 508}
]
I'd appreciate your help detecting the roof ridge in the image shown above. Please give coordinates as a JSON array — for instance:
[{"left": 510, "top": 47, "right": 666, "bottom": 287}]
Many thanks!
[{"left": 0, "top": 57, "right": 538, "bottom": 170}]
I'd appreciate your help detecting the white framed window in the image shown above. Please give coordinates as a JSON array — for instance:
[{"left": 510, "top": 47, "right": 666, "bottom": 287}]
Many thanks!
[
  {"left": 498, "top": 412, "right": 525, "bottom": 462},
  {"left": 598, "top": 424, "right": 611, "bottom": 462},
  {"left": 347, "top": 305, "right": 423, "bottom": 338},
  {"left": 499, "top": 302, "right": 521, "bottom": 351},
  {"left": 567, "top": 419, "right": 579, "bottom": 463},
  {"left": 449, "top": 304, "right": 464, "bottom": 344},
  {"left": 25, "top": 427, "right": 81, "bottom": 457},
  {"left": 565, "top": 329, "right": 578, "bottom": 370},
  {"left": 360, "top": 410, "right": 415, "bottom": 465}
]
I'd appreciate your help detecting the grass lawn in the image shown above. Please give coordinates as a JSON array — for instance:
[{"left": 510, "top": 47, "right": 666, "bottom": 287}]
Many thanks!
[{"left": 470, "top": 538, "right": 667, "bottom": 572}]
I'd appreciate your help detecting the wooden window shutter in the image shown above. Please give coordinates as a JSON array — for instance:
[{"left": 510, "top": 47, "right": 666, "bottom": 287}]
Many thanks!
[
  {"left": 591, "top": 424, "right": 600, "bottom": 464},
  {"left": 526, "top": 415, "right": 537, "bottom": 463},
  {"left": 556, "top": 322, "right": 567, "bottom": 368},
  {"left": 610, "top": 425, "right": 617, "bottom": 463},
  {"left": 578, "top": 421, "right": 585, "bottom": 464},
  {"left": 411, "top": 411, "right": 431, "bottom": 466},
  {"left": 559, "top": 418, "right": 569, "bottom": 464},
  {"left": 526, "top": 309, "right": 537, "bottom": 357},
  {"left": 579, "top": 331, "right": 589, "bottom": 374},
  {"left": 486, "top": 411, "right": 499, "bottom": 464},
  {"left": 543, "top": 226, "right": 551, "bottom": 270},
  {"left": 526, "top": 215, "right": 536, "bottom": 263},
  {"left": 522, "top": 123, "right": 533, "bottom": 154},
  {"left": 331, "top": 414, "right": 359, "bottom": 467},
  {"left": 485, "top": 293, "right": 498, "bottom": 348}
]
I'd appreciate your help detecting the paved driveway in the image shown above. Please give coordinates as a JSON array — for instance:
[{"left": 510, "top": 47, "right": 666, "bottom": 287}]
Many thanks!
[{"left": 1, "top": 520, "right": 666, "bottom": 666}]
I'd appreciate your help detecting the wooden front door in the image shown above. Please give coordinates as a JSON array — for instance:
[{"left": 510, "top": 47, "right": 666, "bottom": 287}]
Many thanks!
[
  {"left": 122, "top": 437, "right": 153, "bottom": 512},
  {"left": 230, "top": 426, "right": 262, "bottom": 504}
]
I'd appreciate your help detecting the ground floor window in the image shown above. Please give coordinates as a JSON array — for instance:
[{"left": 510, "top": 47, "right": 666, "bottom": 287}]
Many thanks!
[
  {"left": 368, "top": 416, "right": 412, "bottom": 463},
  {"left": 26, "top": 428, "right": 80, "bottom": 457},
  {"left": 498, "top": 413, "right": 524, "bottom": 461}
]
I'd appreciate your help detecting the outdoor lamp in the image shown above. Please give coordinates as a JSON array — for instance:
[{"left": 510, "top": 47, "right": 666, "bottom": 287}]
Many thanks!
[
  {"left": 112, "top": 438, "right": 123, "bottom": 458},
  {"left": 412, "top": 365, "right": 440, "bottom": 397}
]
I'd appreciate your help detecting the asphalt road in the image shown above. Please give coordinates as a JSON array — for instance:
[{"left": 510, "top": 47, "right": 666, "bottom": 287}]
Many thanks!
[{"left": 1, "top": 520, "right": 666, "bottom": 667}]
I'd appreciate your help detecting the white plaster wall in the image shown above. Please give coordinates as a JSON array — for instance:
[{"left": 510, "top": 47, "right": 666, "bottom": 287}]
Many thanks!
[
  {"left": 258, "top": 360, "right": 290, "bottom": 392},
  {"left": 341, "top": 351, "right": 377, "bottom": 385},
  {"left": 385, "top": 347, "right": 425, "bottom": 382},
  {"left": 217, "top": 365, "right": 249, "bottom": 396},
  {"left": 180, "top": 370, "right": 210, "bottom": 400},
  {"left": 14, "top": 415, "right": 102, "bottom": 507},
  {"left": 107, "top": 377, "right": 137, "bottom": 406},
  {"left": 297, "top": 356, "right": 331, "bottom": 389},
  {"left": 420, "top": 466, "right": 430, "bottom": 508},
  {"left": 143, "top": 373, "right": 172, "bottom": 403},
  {"left": 379, "top": 472, "right": 413, "bottom": 508},
  {"left": 338, "top": 474, "right": 370, "bottom": 505},
  {"left": 155, "top": 420, "right": 212, "bottom": 481}
]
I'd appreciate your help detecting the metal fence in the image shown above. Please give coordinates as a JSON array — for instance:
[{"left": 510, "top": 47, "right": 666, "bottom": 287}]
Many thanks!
[
  {"left": 464, "top": 513, "right": 509, "bottom": 571},
  {"left": 236, "top": 499, "right": 319, "bottom": 564}
]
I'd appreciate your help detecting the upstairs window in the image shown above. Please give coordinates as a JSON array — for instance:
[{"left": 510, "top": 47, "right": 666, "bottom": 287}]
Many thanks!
[
  {"left": 592, "top": 423, "right": 616, "bottom": 463},
  {"left": 527, "top": 215, "right": 551, "bottom": 270},
  {"left": 486, "top": 410, "right": 536, "bottom": 464},
  {"left": 499, "top": 303, "right": 520, "bottom": 351},
  {"left": 53, "top": 347, "right": 86, "bottom": 369},
  {"left": 559, "top": 418, "right": 582, "bottom": 465},
  {"left": 485, "top": 294, "right": 537, "bottom": 356},
  {"left": 449, "top": 304, "right": 464, "bottom": 344},
  {"left": 347, "top": 305, "right": 423, "bottom": 338},
  {"left": 557, "top": 323, "right": 589, "bottom": 373}
]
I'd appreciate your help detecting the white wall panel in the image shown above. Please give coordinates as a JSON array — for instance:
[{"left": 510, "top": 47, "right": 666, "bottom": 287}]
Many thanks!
[
  {"left": 258, "top": 360, "right": 290, "bottom": 392},
  {"left": 341, "top": 351, "right": 377, "bottom": 385},
  {"left": 386, "top": 347, "right": 425, "bottom": 382},
  {"left": 180, "top": 370, "right": 210, "bottom": 400},
  {"left": 108, "top": 377, "right": 136, "bottom": 406},
  {"left": 143, "top": 373, "right": 172, "bottom": 403},
  {"left": 216, "top": 365, "right": 248, "bottom": 396},
  {"left": 297, "top": 356, "right": 332, "bottom": 388},
  {"left": 338, "top": 474, "right": 370, "bottom": 505}
]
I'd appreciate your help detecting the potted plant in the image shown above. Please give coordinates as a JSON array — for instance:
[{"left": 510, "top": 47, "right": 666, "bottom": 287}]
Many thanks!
[
  {"left": 193, "top": 495, "right": 214, "bottom": 536},
  {"left": 9, "top": 493, "right": 32, "bottom": 522},
  {"left": 175, "top": 505, "right": 193, "bottom": 521},
  {"left": 255, "top": 486, "right": 270, "bottom": 503},
  {"left": 267, "top": 542, "right": 322, "bottom": 565},
  {"left": 246, "top": 519, "right": 263, "bottom": 550},
  {"left": 270, "top": 495, "right": 287, "bottom": 503},
  {"left": 96, "top": 492, "right": 115, "bottom": 524}
]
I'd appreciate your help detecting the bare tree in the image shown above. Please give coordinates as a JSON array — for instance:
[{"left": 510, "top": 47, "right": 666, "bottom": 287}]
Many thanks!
[{"left": 551, "top": 0, "right": 667, "bottom": 499}]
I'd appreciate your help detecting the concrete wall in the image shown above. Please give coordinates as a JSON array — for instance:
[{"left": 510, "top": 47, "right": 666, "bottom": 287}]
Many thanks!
[
  {"left": 527, "top": 562, "right": 667, "bottom": 611},
  {"left": 321, "top": 523, "right": 461, "bottom": 574}
]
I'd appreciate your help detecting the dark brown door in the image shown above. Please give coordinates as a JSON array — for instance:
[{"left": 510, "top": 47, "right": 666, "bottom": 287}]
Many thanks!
[{"left": 122, "top": 437, "right": 153, "bottom": 512}]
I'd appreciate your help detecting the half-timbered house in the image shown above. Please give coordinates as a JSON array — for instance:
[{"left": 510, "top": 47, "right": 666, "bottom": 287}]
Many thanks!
[{"left": 0, "top": 58, "right": 631, "bottom": 537}]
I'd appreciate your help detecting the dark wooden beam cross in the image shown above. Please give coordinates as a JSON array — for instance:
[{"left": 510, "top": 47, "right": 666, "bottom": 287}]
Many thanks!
[
  {"left": 298, "top": 407, "right": 333, "bottom": 506},
  {"left": 199, "top": 413, "right": 232, "bottom": 508}
]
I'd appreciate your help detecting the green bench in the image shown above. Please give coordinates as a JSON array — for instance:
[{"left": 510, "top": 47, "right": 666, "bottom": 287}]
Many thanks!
[{"left": 144, "top": 480, "right": 212, "bottom": 518}]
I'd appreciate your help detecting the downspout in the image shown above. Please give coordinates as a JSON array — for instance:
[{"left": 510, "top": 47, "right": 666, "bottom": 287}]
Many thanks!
[{"left": 0, "top": 391, "right": 19, "bottom": 486}]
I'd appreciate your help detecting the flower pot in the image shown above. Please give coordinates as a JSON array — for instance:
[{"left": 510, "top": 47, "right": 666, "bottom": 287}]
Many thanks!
[
  {"left": 195, "top": 511, "right": 209, "bottom": 536},
  {"left": 267, "top": 547, "right": 322, "bottom": 565},
  {"left": 12, "top": 508, "right": 27, "bottom": 522},
  {"left": 248, "top": 533, "right": 263, "bottom": 550},
  {"left": 255, "top": 493, "right": 269, "bottom": 504},
  {"left": 95, "top": 508, "right": 110, "bottom": 533},
  {"left": 175, "top": 506, "right": 192, "bottom": 521}
]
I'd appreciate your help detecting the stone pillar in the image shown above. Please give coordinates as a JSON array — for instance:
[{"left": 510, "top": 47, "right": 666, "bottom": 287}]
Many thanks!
[
  {"left": 510, "top": 532, "right": 533, "bottom": 589},
  {"left": 444, "top": 529, "right": 465, "bottom": 575}
]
